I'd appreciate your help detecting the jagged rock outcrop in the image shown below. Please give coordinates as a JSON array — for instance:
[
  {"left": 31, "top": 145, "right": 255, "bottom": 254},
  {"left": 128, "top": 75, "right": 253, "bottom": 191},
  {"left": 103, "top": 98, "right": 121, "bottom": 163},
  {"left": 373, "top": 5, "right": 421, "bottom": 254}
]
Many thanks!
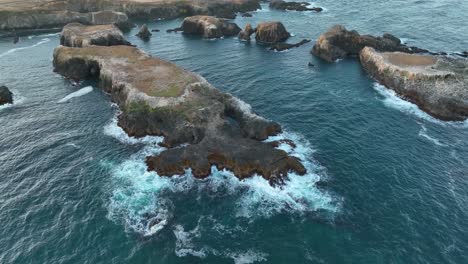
[
  {"left": 269, "top": 0, "right": 322, "bottom": 12},
  {"left": 312, "top": 25, "right": 429, "bottom": 62},
  {"left": 360, "top": 47, "right": 468, "bottom": 121},
  {"left": 255, "top": 21, "right": 290, "bottom": 44},
  {"left": 0, "top": 86, "right": 13, "bottom": 105},
  {"left": 0, "top": 0, "right": 261, "bottom": 30},
  {"left": 60, "top": 23, "right": 131, "bottom": 47},
  {"left": 136, "top": 24, "right": 152, "bottom": 40},
  {"left": 180, "top": 16, "right": 241, "bottom": 38},
  {"left": 238, "top": 23, "right": 254, "bottom": 41},
  {"left": 53, "top": 44, "right": 306, "bottom": 183},
  {"left": 270, "top": 39, "right": 311, "bottom": 51}
]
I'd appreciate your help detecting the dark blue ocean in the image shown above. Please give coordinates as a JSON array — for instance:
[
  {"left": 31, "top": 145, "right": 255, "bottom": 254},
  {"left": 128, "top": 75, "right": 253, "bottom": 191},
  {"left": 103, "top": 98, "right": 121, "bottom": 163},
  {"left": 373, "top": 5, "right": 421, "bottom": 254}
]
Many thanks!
[{"left": 1, "top": 1, "right": 468, "bottom": 263}]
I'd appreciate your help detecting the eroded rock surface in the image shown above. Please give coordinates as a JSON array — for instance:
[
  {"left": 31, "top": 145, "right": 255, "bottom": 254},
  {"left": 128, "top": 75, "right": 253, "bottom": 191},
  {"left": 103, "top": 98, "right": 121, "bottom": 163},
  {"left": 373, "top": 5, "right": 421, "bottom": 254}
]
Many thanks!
[
  {"left": 360, "top": 47, "right": 468, "bottom": 121},
  {"left": 312, "top": 25, "right": 428, "bottom": 62},
  {"left": 269, "top": 0, "right": 322, "bottom": 12},
  {"left": 0, "top": 85, "right": 13, "bottom": 105},
  {"left": 255, "top": 21, "right": 290, "bottom": 44},
  {"left": 238, "top": 23, "right": 254, "bottom": 41},
  {"left": 60, "top": 23, "right": 131, "bottom": 47},
  {"left": 0, "top": 0, "right": 261, "bottom": 30},
  {"left": 180, "top": 16, "right": 241, "bottom": 38},
  {"left": 53, "top": 44, "right": 306, "bottom": 182}
]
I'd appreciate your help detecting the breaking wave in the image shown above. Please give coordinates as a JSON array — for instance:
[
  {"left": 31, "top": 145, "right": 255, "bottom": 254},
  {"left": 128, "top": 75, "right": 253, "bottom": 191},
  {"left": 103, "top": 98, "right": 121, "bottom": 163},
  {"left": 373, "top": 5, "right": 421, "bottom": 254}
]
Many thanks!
[
  {"left": 418, "top": 124, "right": 447, "bottom": 146},
  {"left": 103, "top": 106, "right": 340, "bottom": 237},
  {"left": 0, "top": 91, "right": 25, "bottom": 111},
  {"left": 373, "top": 83, "right": 468, "bottom": 127},
  {"left": 58, "top": 86, "right": 93, "bottom": 103},
  {"left": 0, "top": 38, "right": 51, "bottom": 58}
]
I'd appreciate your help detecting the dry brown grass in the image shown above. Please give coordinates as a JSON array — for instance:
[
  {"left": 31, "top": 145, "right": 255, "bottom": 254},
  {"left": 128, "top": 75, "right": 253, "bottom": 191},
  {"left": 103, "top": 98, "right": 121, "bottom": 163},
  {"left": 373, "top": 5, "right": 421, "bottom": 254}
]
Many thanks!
[{"left": 384, "top": 52, "right": 436, "bottom": 67}]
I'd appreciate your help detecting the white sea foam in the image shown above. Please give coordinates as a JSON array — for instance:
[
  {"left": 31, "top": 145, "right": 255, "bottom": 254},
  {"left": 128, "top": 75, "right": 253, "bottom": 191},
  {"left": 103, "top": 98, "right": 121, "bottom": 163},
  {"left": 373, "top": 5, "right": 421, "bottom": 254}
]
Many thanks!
[
  {"left": 103, "top": 116, "right": 164, "bottom": 145},
  {"left": 104, "top": 112, "right": 339, "bottom": 236},
  {"left": 227, "top": 250, "right": 268, "bottom": 264},
  {"left": 418, "top": 124, "right": 447, "bottom": 146},
  {"left": 372, "top": 83, "right": 468, "bottom": 127},
  {"left": 0, "top": 38, "right": 50, "bottom": 58},
  {"left": 57, "top": 86, "right": 93, "bottom": 103},
  {"left": 0, "top": 91, "right": 25, "bottom": 111}
]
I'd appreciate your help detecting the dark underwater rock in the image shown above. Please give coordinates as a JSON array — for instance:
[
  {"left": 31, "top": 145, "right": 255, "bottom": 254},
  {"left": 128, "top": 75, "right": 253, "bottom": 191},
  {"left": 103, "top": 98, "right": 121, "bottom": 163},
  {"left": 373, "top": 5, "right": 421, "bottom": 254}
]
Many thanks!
[
  {"left": 270, "top": 39, "right": 311, "bottom": 51},
  {"left": 0, "top": 86, "right": 13, "bottom": 105}
]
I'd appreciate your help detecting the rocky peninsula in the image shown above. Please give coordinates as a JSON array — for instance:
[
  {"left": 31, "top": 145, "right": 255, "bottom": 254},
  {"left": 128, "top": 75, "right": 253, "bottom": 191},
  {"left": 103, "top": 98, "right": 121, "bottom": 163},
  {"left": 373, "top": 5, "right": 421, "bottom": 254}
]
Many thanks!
[
  {"left": 0, "top": 0, "right": 261, "bottom": 31},
  {"left": 312, "top": 25, "right": 428, "bottom": 62},
  {"left": 53, "top": 23, "right": 306, "bottom": 183},
  {"left": 360, "top": 47, "right": 468, "bottom": 121}
]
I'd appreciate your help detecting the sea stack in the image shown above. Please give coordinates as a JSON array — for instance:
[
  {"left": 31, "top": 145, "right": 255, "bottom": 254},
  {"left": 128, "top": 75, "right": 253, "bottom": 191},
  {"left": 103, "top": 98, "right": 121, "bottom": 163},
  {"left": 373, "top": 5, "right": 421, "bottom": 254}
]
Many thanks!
[
  {"left": 255, "top": 21, "right": 290, "bottom": 44},
  {"left": 360, "top": 47, "right": 468, "bottom": 121},
  {"left": 180, "top": 16, "right": 241, "bottom": 39},
  {"left": 0, "top": 86, "right": 13, "bottom": 105},
  {"left": 136, "top": 24, "right": 152, "bottom": 40}
]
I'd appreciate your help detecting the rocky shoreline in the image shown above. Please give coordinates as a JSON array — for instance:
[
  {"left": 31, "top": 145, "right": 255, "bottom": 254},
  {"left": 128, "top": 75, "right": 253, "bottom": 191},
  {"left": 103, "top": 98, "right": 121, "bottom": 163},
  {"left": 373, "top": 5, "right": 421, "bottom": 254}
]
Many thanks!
[
  {"left": 360, "top": 47, "right": 468, "bottom": 121},
  {"left": 53, "top": 23, "right": 306, "bottom": 183},
  {"left": 0, "top": 0, "right": 261, "bottom": 31}
]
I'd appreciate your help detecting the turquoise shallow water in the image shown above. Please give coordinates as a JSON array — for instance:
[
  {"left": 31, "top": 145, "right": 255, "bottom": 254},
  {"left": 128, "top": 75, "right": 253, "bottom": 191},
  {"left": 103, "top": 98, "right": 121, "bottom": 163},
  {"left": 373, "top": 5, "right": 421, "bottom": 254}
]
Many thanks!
[{"left": 1, "top": 1, "right": 468, "bottom": 263}]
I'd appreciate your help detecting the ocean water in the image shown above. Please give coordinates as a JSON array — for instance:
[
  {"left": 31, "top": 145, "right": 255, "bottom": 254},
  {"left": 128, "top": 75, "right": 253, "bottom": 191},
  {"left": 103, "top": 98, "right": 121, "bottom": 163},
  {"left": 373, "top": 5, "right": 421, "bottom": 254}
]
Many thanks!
[{"left": 1, "top": 0, "right": 468, "bottom": 263}]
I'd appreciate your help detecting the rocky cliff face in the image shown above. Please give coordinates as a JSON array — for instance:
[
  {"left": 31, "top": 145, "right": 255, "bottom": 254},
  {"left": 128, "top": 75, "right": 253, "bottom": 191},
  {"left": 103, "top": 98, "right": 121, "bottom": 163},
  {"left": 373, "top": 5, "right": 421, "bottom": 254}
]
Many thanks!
[
  {"left": 255, "top": 21, "right": 290, "bottom": 44},
  {"left": 0, "top": 0, "right": 261, "bottom": 30},
  {"left": 180, "top": 16, "right": 241, "bottom": 39},
  {"left": 52, "top": 34, "right": 306, "bottom": 183},
  {"left": 312, "top": 25, "right": 428, "bottom": 62},
  {"left": 60, "top": 23, "right": 131, "bottom": 47},
  {"left": 360, "top": 47, "right": 468, "bottom": 121}
]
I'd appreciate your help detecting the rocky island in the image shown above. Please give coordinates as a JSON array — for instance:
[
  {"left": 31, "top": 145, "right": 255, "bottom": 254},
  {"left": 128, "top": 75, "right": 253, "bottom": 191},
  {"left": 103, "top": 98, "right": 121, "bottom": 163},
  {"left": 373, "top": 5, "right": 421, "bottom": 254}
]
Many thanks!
[
  {"left": 269, "top": 0, "right": 322, "bottom": 12},
  {"left": 60, "top": 23, "right": 131, "bottom": 47},
  {"left": 360, "top": 47, "right": 468, "bottom": 121},
  {"left": 53, "top": 23, "right": 306, "bottom": 183},
  {"left": 312, "top": 25, "right": 427, "bottom": 62},
  {"left": 0, "top": 85, "right": 13, "bottom": 105}
]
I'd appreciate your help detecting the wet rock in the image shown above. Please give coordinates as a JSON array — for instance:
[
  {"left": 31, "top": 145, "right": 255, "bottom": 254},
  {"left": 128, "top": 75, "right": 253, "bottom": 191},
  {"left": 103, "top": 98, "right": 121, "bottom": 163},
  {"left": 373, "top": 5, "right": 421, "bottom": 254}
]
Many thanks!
[
  {"left": 255, "top": 21, "right": 290, "bottom": 44},
  {"left": 360, "top": 47, "right": 468, "bottom": 121},
  {"left": 151, "top": 29, "right": 160, "bottom": 32},
  {"left": 269, "top": 0, "right": 322, "bottom": 12},
  {"left": 241, "top": 12, "right": 253, "bottom": 17},
  {"left": 270, "top": 39, "right": 311, "bottom": 51},
  {"left": 0, "top": 86, "right": 13, "bottom": 105},
  {"left": 136, "top": 24, "right": 152, "bottom": 40},
  {"left": 312, "top": 25, "right": 427, "bottom": 62},
  {"left": 238, "top": 23, "right": 255, "bottom": 41},
  {"left": 180, "top": 16, "right": 241, "bottom": 38},
  {"left": 53, "top": 44, "right": 306, "bottom": 182},
  {"left": 60, "top": 23, "right": 131, "bottom": 47}
]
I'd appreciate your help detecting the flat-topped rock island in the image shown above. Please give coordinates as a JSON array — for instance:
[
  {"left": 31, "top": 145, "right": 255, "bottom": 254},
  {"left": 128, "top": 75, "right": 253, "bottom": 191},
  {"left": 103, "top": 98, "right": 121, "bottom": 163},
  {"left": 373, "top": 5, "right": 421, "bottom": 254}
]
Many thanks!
[{"left": 360, "top": 47, "right": 468, "bottom": 121}]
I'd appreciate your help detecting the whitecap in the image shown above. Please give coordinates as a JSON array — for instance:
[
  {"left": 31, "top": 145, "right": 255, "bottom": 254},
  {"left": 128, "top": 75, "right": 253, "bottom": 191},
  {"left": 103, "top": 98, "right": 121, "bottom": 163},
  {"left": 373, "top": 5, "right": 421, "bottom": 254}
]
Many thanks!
[
  {"left": 418, "top": 124, "right": 447, "bottom": 146},
  {"left": 0, "top": 38, "right": 50, "bottom": 58},
  {"left": 0, "top": 91, "right": 25, "bottom": 111},
  {"left": 57, "top": 86, "right": 93, "bottom": 103},
  {"left": 372, "top": 83, "right": 468, "bottom": 127},
  {"left": 105, "top": 114, "right": 339, "bottom": 235},
  {"left": 103, "top": 115, "right": 164, "bottom": 145},
  {"left": 226, "top": 250, "right": 268, "bottom": 264}
]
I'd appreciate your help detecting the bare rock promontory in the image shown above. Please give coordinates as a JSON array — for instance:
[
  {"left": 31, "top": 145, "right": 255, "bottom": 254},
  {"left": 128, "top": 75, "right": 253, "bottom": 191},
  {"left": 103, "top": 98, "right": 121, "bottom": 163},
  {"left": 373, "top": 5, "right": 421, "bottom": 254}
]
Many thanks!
[
  {"left": 52, "top": 28, "right": 306, "bottom": 183},
  {"left": 360, "top": 47, "right": 468, "bottom": 121}
]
